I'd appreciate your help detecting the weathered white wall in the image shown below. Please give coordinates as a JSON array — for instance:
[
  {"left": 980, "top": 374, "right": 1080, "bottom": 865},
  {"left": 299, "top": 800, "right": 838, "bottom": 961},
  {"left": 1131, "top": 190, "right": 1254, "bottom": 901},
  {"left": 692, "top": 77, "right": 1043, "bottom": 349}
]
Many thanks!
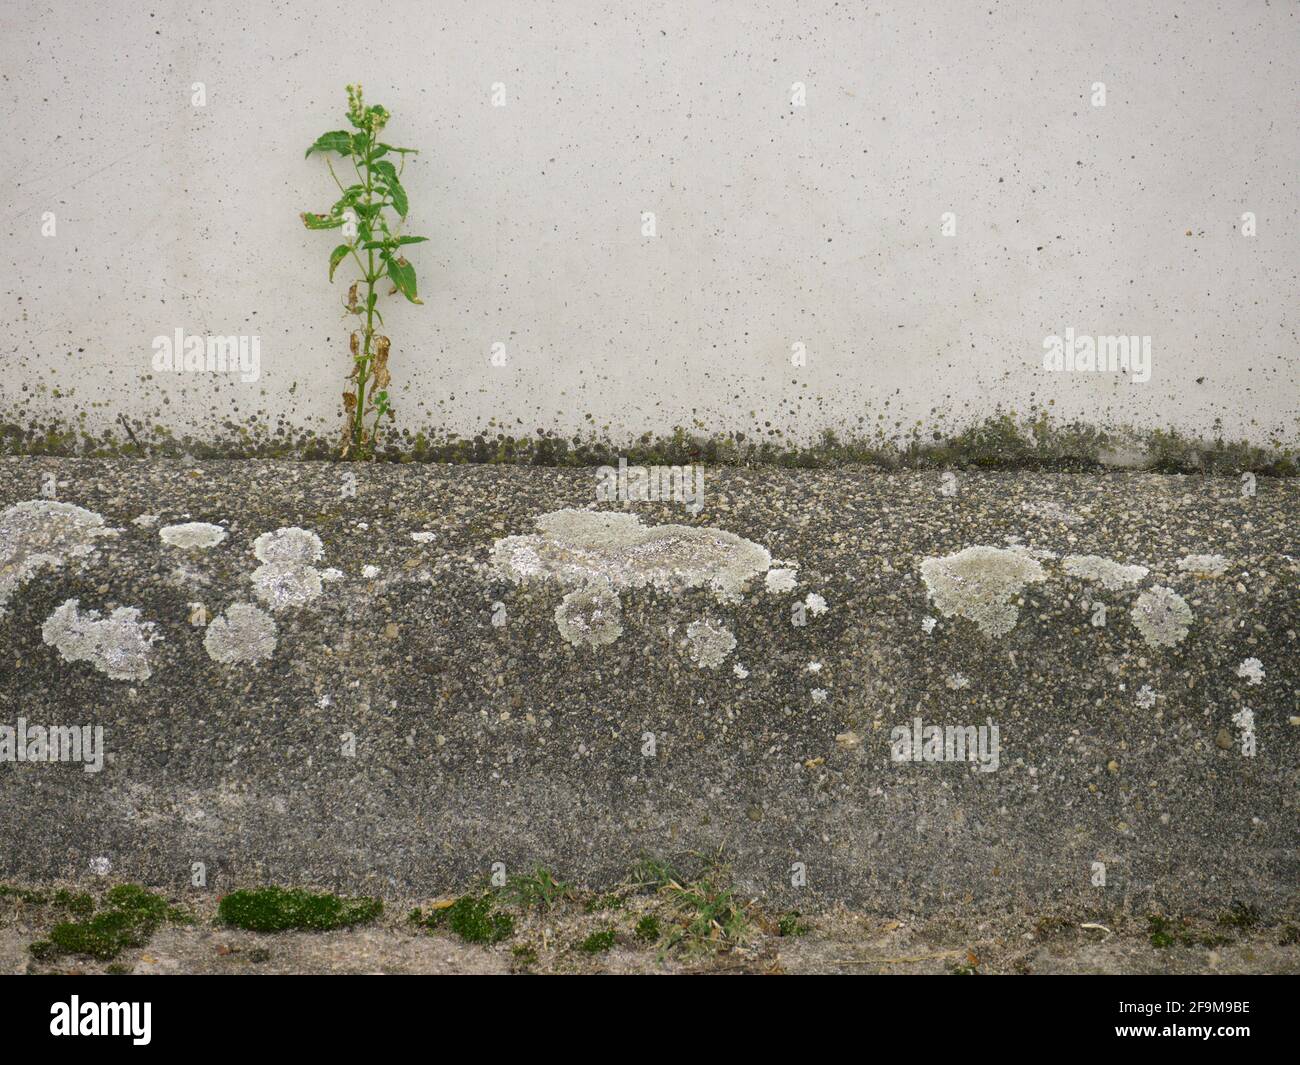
[{"left": 2, "top": 0, "right": 1296, "bottom": 450}]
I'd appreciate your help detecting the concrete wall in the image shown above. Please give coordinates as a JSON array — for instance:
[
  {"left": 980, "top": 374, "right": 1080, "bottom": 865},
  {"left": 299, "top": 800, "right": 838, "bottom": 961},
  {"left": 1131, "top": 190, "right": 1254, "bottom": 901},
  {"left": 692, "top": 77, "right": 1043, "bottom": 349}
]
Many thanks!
[{"left": 2, "top": 0, "right": 1296, "bottom": 450}]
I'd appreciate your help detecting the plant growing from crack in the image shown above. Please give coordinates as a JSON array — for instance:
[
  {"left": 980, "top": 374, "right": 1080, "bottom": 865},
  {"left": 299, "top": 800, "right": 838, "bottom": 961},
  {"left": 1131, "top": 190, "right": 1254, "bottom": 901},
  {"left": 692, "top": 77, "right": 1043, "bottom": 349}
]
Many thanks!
[{"left": 301, "top": 84, "right": 426, "bottom": 459}]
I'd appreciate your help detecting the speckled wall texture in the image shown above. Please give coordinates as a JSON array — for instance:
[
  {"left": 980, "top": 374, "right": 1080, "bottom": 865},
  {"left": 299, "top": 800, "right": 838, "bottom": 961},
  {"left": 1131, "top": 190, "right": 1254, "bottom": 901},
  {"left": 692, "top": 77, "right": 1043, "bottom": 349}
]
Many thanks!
[{"left": 2, "top": 0, "right": 1296, "bottom": 450}]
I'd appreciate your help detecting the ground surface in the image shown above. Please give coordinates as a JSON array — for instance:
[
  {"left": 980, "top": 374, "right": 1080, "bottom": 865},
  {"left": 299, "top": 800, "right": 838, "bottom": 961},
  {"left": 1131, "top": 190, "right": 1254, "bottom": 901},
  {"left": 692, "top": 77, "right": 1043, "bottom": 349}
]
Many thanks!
[
  {"left": 3, "top": 885, "right": 1297, "bottom": 975},
  {"left": 0, "top": 459, "right": 1295, "bottom": 942}
]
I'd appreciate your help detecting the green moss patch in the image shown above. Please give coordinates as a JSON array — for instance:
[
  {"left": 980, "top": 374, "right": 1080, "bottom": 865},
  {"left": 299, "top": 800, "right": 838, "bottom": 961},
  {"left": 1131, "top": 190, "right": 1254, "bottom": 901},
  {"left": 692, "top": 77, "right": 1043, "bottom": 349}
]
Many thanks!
[
  {"left": 217, "top": 886, "right": 382, "bottom": 932},
  {"left": 411, "top": 894, "right": 514, "bottom": 945},
  {"left": 634, "top": 914, "right": 661, "bottom": 943},
  {"left": 777, "top": 912, "right": 811, "bottom": 937},
  {"left": 33, "top": 884, "right": 190, "bottom": 962},
  {"left": 576, "top": 928, "right": 617, "bottom": 954}
]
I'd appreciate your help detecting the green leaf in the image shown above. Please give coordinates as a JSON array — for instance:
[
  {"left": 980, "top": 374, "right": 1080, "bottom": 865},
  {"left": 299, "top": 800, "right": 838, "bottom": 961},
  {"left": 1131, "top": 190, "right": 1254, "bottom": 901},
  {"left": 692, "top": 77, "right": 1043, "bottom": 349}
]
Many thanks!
[
  {"left": 328, "top": 244, "right": 350, "bottom": 281},
  {"left": 386, "top": 256, "right": 422, "bottom": 304},
  {"left": 305, "top": 131, "right": 353, "bottom": 158},
  {"left": 385, "top": 179, "right": 408, "bottom": 218},
  {"left": 351, "top": 131, "right": 370, "bottom": 157},
  {"left": 361, "top": 235, "right": 425, "bottom": 251},
  {"left": 301, "top": 212, "right": 344, "bottom": 230},
  {"left": 371, "top": 162, "right": 409, "bottom": 217}
]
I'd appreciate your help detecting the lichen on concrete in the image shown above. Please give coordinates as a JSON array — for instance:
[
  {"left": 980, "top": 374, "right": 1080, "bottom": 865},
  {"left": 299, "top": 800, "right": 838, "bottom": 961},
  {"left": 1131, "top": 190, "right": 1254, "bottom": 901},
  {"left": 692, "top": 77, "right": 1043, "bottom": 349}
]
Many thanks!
[
  {"left": 1236, "top": 658, "right": 1265, "bottom": 685},
  {"left": 918, "top": 545, "right": 1046, "bottom": 638},
  {"left": 251, "top": 561, "right": 324, "bottom": 612},
  {"left": 159, "top": 522, "right": 227, "bottom": 549},
  {"left": 1130, "top": 586, "right": 1193, "bottom": 649},
  {"left": 1177, "top": 553, "right": 1229, "bottom": 577},
  {"left": 250, "top": 527, "right": 327, "bottom": 611},
  {"left": 1062, "top": 554, "right": 1149, "bottom": 591},
  {"left": 253, "top": 527, "right": 323, "bottom": 564},
  {"left": 204, "top": 603, "right": 278, "bottom": 664},
  {"left": 491, "top": 510, "right": 771, "bottom": 601},
  {"left": 765, "top": 567, "right": 798, "bottom": 594},
  {"left": 41, "top": 598, "right": 161, "bottom": 680},
  {"left": 685, "top": 617, "right": 736, "bottom": 668},
  {"left": 554, "top": 583, "right": 624, "bottom": 648},
  {"left": 0, "top": 500, "right": 115, "bottom": 615}
]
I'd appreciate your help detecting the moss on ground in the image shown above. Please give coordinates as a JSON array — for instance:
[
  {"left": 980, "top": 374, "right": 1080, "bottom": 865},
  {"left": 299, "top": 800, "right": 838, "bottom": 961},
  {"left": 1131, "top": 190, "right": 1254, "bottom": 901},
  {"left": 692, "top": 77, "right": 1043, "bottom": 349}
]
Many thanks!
[
  {"left": 217, "top": 886, "right": 382, "bottom": 932},
  {"left": 777, "top": 912, "right": 811, "bottom": 937},
  {"left": 28, "top": 884, "right": 190, "bottom": 962},
  {"left": 411, "top": 894, "right": 515, "bottom": 945},
  {"left": 576, "top": 928, "right": 617, "bottom": 954}
]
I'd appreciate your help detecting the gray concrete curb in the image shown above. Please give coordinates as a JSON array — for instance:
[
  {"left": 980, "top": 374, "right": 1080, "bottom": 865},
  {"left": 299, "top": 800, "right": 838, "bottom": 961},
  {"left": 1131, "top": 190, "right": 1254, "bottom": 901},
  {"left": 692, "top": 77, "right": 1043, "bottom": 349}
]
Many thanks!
[{"left": 1, "top": 459, "right": 1295, "bottom": 919}]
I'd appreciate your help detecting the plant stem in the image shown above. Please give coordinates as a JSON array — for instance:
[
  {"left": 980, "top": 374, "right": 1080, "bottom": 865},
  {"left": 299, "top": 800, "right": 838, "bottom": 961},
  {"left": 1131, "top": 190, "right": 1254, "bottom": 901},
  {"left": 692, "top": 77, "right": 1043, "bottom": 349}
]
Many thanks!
[{"left": 356, "top": 133, "right": 377, "bottom": 457}]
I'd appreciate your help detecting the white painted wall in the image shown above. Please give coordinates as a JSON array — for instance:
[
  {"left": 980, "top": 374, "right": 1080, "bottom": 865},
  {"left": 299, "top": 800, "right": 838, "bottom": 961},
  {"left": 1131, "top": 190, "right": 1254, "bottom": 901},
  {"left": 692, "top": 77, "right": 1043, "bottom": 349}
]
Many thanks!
[{"left": 2, "top": 0, "right": 1296, "bottom": 449}]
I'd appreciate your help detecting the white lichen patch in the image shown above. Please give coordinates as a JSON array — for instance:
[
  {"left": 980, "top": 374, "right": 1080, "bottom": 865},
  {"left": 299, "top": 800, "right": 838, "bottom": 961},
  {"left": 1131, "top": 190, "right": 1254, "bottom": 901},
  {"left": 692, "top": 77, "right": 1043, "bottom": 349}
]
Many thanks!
[
  {"left": 253, "top": 527, "right": 323, "bottom": 564},
  {"left": 803, "top": 592, "right": 828, "bottom": 616},
  {"left": 1130, "top": 586, "right": 1193, "bottom": 649},
  {"left": 946, "top": 672, "right": 971, "bottom": 690},
  {"left": 0, "top": 500, "right": 116, "bottom": 615},
  {"left": 732, "top": 662, "right": 750, "bottom": 679},
  {"left": 765, "top": 567, "right": 799, "bottom": 594},
  {"left": 1236, "top": 657, "right": 1265, "bottom": 685},
  {"left": 919, "top": 546, "right": 1046, "bottom": 638},
  {"left": 159, "top": 522, "right": 227, "bottom": 549},
  {"left": 491, "top": 509, "right": 771, "bottom": 601},
  {"left": 554, "top": 583, "right": 624, "bottom": 648},
  {"left": 810, "top": 688, "right": 828, "bottom": 704},
  {"left": 1136, "top": 684, "right": 1157, "bottom": 709},
  {"left": 250, "top": 527, "right": 327, "bottom": 612},
  {"left": 362, "top": 565, "right": 381, "bottom": 579},
  {"left": 1177, "top": 553, "right": 1229, "bottom": 577},
  {"left": 1062, "top": 554, "right": 1149, "bottom": 591},
  {"left": 685, "top": 617, "right": 736, "bottom": 668},
  {"left": 251, "top": 561, "right": 324, "bottom": 612},
  {"left": 204, "top": 603, "right": 278, "bottom": 664},
  {"left": 41, "top": 598, "right": 161, "bottom": 681},
  {"left": 921, "top": 616, "right": 937, "bottom": 634}
]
